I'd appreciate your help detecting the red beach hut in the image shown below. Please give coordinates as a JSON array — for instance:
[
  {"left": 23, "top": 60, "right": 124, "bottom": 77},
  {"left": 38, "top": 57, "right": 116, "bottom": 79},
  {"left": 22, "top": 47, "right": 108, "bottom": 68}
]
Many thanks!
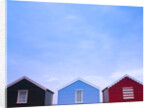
[{"left": 102, "top": 74, "right": 143, "bottom": 103}]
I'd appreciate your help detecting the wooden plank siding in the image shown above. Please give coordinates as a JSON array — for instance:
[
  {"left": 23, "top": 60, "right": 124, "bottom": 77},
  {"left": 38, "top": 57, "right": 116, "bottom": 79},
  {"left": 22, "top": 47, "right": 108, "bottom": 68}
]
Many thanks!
[
  {"left": 7, "top": 77, "right": 54, "bottom": 107},
  {"left": 102, "top": 75, "right": 143, "bottom": 103}
]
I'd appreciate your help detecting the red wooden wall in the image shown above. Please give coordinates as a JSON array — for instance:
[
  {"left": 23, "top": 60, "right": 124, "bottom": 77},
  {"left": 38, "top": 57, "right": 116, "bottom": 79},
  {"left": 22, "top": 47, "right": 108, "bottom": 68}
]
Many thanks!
[{"left": 109, "top": 77, "right": 143, "bottom": 102}]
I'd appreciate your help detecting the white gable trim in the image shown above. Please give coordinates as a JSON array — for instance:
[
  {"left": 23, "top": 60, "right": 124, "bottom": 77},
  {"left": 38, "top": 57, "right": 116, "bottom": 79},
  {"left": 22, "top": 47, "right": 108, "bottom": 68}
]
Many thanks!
[
  {"left": 58, "top": 77, "right": 100, "bottom": 91},
  {"left": 107, "top": 74, "right": 143, "bottom": 89},
  {"left": 7, "top": 76, "right": 47, "bottom": 91}
]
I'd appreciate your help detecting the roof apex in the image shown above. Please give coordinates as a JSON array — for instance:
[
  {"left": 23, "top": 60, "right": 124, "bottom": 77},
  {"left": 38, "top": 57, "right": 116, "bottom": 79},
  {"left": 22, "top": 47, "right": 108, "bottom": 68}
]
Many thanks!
[
  {"left": 57, "top": 77, "right": 100, "bottom": 91},
  {"left": 7, "top": 76, "right": 54, "bottom": 93},
  {"left": 102, "top": 74, "right": 143, "bottom": 91}
]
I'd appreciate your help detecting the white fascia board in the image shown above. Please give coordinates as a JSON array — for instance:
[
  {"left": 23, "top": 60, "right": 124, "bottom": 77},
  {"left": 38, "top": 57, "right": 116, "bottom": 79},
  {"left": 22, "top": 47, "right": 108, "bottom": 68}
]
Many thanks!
[
  {"left": 57, "top": 77, "right": 100, "bottom": 91},
  {"left": 107, "top": 74, "right": 143, "bottom": 89},
  {"left": 7, "top": 76, "right": 48, "bottom": 91}
]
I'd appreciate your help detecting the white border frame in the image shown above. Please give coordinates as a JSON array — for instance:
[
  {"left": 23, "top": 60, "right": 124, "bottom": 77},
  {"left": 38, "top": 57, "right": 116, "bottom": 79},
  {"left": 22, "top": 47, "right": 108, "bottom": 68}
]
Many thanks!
[
  {"left": 0, "top": 0, "right": 5, "bottom": 107},
  {"left": 1, "top": 0, "right": 149, "bottom": 108},
  {"left": 9, "top": 0, "right": 143, "bottom": 7}
]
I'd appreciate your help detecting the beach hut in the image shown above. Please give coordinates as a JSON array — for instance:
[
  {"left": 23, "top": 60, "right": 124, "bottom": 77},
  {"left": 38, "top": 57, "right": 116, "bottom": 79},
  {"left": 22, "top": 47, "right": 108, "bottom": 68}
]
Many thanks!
[
  {"left": 102, "top": 74, "right": 143, "bottom": 103},
  {"left": 7, "top": 76, "right": 54, "bottom": 107},
  {"left": 58, "top": 78, "right": 100, "bottom": 105}
]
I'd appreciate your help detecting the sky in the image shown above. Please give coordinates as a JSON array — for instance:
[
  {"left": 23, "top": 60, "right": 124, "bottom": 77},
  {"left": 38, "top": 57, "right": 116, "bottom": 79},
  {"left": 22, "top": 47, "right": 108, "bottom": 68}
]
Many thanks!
[{"left": 7, "top": 0, "right": 143, "bottom": 104}]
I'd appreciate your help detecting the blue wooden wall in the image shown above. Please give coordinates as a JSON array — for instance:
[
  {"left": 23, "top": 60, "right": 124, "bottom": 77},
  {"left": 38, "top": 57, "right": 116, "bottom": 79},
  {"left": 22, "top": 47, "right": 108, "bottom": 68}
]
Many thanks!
[{"left": 58, "top": 80, "right": 100, "bottom": 105}]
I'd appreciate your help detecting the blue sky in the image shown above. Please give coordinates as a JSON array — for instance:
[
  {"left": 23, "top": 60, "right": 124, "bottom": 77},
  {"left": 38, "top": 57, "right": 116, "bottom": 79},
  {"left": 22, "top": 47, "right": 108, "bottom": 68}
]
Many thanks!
[{"left": 7, "top": 1, "right": 143, "bottom": 104}]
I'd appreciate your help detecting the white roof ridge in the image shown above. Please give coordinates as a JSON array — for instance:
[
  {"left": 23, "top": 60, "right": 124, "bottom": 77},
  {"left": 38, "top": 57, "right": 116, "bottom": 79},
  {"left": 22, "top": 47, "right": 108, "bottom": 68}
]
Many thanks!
[
  {"left": 105, "top": 74, "right": 143, "bottom": 90},
  {"left": 7, "top": 76, "right": 49, "bottom": 91},
  {"left": 124, "top": 74, "right": 143, "bottom": 85},
  {"left": 57, "top": 77, "right": 100, "bottom": 91}
]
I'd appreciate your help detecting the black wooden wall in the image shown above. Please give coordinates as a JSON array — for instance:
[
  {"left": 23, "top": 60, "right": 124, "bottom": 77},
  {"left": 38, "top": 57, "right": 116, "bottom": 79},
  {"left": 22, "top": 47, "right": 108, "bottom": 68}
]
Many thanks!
[{"left": 7, "top": 79, "right": 47, "bottom": 107}]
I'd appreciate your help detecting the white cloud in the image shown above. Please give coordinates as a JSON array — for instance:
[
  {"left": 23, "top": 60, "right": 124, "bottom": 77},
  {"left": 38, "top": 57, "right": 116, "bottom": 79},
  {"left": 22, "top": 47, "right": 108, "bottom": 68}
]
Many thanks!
[
  {"left": 46, "top": 77, "right": 58, "bottom": 82},
  {"left": 65, "top": 15, "right": 79, "bottom": 20},
  {"left": 79, "top": 40, "right": 96, "bottom": 50},
  {"left": 110, "top": 68, "right": 143, "bottom": 83},
  {"left": 82, "top": 76, "right": 110, "bottom": 89}
]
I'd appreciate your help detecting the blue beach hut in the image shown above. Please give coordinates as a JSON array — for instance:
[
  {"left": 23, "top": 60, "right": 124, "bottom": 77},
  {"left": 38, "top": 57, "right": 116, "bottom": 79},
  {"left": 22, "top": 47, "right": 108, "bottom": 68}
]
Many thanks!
[{"left": 58, "top": 78, "right": 100, "bottom": 105}]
